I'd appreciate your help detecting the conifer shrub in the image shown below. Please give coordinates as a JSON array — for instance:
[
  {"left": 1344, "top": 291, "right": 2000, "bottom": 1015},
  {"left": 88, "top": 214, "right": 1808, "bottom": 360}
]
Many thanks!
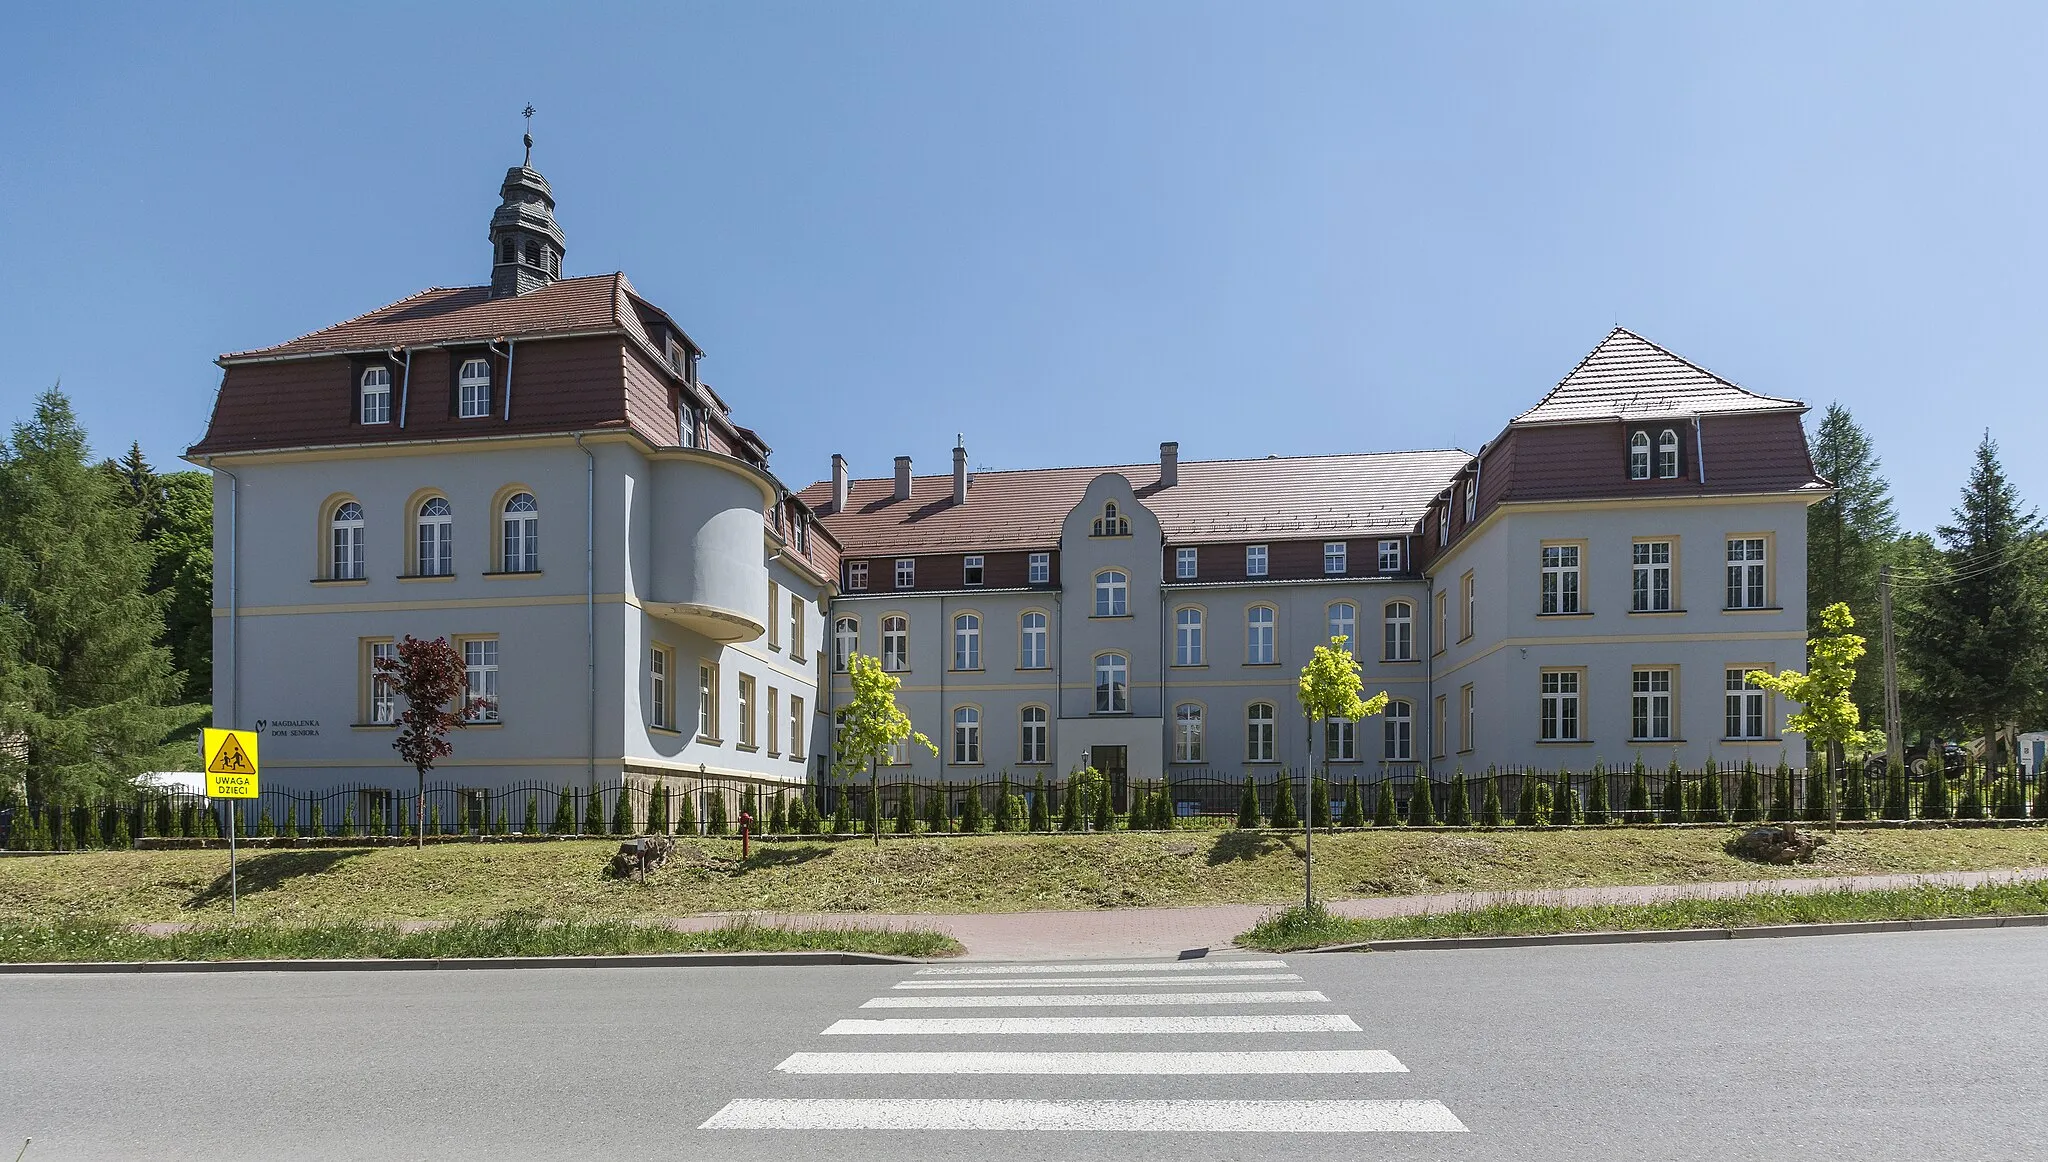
[
  {"left": 2033, "top": 773, "right": 2048, "bottom": 820},
  {"left": 256, "top": 807, "right": 275, "bottom": 838},
  {"left": 1235, "top": 776, "right": 1262, "bottom": 829},
  {"left": 339, "top": 805, "right": 357, "bottom": 838},
  {"left": 1626, "top": 758, "right": 1652, "bottom": 823},
  {"left": 1660, "top": 760, "right": 1686, "bottom": 824},
  {"left": 1880, "top": 756, "right": 1909, "bottom": 820},
  {"left": 1002, "top": 787, "right": 1028, "bottom": 833},
  {"left": 704, "top": 789, "right": 729, "bottom": 836},
  {"left": 768, "top": 790, "right": 788, "bottom": 834},
  {"left": 994, "top": 774, "right": 1017, "bottom": 832},
  {"left": 1271, "top": 773, "right": 1299, "bottom": 830},
  {"left": 1152, "top": 783, "right": 1175, "bottom": 830},
  {"left": 1406, "top": 772, "right": 1436, "bottom": 827},
  {"left": 1373, "top": 777, "right": 1400, "bottom": 826},
  {"left": 1552, "top": 768, "right": 1581, "bottom": 825},
  {"left": 1445, "top": 767, "right": 1471, "bottom": 826},
  {"left": 1092, "top": 780, "right": 1116, "bottom": 832},
  {"left": 1697, "top": 758, "right": 1726, "bottom": 823},
  {"left": 612, "top": 785, "right": 636, "bottom": 835},
  {"left": 1734, "top": 761, "right": 1762, "bottom": 822},
  {"left": 302, "top": 803, "right": 320, "bottom": 838},
  {"left": 1769, "top": 759, "right": 1796, "bottom": 822},
  {"left": 1957, "top": 767, "right": 1984, "bottom": 820},
  {"left": 961, "top": 786, "right": 986, "bottom": 833},
  {"left": 1309, "top": 774, "right": 1331, "bottom": 829},
  {"left": 494, "top": 801, "right": 510, "bottom": 835},
  {"left": 1584, "top": 763, "right": 1610, "bottom": 825},
  {"left": 1997, "top": 774, "right": 2027, "bottom": 820},
  {"left": 1126, "top": 785, "right": 1149, "bottom": 831},
  {"left": 787, "top": 790, "right": 811, "bottom": 835},
  {"left": 583, "top": 788, "right": 605, "bottom": 836},
  {"left": 1531, "top": 781, "right": 1554, "bottom": 826},
  {"left": 1803, "top": 764, "right": 1828, "bottom": 822},
  {"left": 430, "top": 802, "right": 445, "bottom": 835},
  {"left": 1030, "top": 775, "right": 1051, "bottom": 832},
  {"left": 111, "top": 811, "right": 132, "bottom": 849},
  {"left": 895, "top": 790, "right": 917, "bottom": 834},
  {"left": 1841, "top": 762, "right": 1870, "bottom": 821},
  {"left": 743, "top": 787, "right": 761, "bottom": 833},
  {"left": 179, "top": 803, "right": 198, "bottom": 839},
  {"left": 1341, "top": 778, "right": 1364, "bottom": 828},
  {"left": 153, "top": 798, "right": 172, "bottom": 838},
  {"left": 1479, "top": 773, "right": 1504, "bottom": 827},
  {"left": 926, "top": 785, "right": 951, "bottom": 833},
  {"left": 553, "top": 788, "right": 576, "bottom": 835},
  {"left": 647, "top": 782, "right": 669, "bottom": 835},
  {"left": 1515, "top": 773, "right": 1541, "bottom": 826},
  {"left": 830, "top": 794, "right": 853, "bottom": 834},
  {"left": 1922, "top": 759, "right": 1952, "bottom": 820}
]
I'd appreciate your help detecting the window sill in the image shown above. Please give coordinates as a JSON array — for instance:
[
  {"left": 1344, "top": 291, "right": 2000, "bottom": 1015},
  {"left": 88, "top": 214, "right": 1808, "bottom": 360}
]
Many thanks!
[
  {"left": 398, "top": 574, "right": 457, "bottom": 583},
  {"left": 1089, "top": 614, "right": 1135, "bottom": 621},
  {"left": 1328, "top": 758, "right": 1365, "bottom": 765},
  {"left": 482, "top": 570, "right": 544, "bottom": 580},
  {"left": 311, "top": 577, "right": 369, "bottom": 586},
  {"left": 1169, "top": 663, "right": 1209, "bottom": 670},
  {"left": 1722, "top": 607, "right": 1785, "bottom": 614},
  {"left": 1245, "top": 574, "right": 1270, "bottom": 581},
  {"left": 735, "top": 743, "right": 759, "bottom": 753},
  {"left": 1628, "top": 609, "right": 1687, "bottom": 616},
  {"left": 846, "top": 588, "right": 870, "bottom": 595},
  {"left": 1091, "top": 710, "right": 1133, "bottom": 717},
  {"left": 950, "top": 667, "right": 985, "bottom": 674},
  {"left": 1719, "top": 737, "right": 1784, "bottom": 745},
  {"left": 767, "top": 751, "right": 781, "bottom": 759},
  {"left": 1457, "top": 748, "right": 1474, "bottom": 755},
  {"left": 1015, "top": 666, "right": 1052, "bottom": 672},
  {"left": 697, "top": 735, "right": 722, "bottom": 746},
  {"left": 1629, "top": 738, "right": 1687, "bottom": 745},
  {"left": 461, "top": 721, "right": 504, "bottom": 729},
  {"left": 351, "top": 722, "right": 397, "bottom": 730},
  {"left": 1534, "top": 739, "right": 1594, "bottom": 746},
  {"left": 1535, "top": 612, "right": 1594, "bottom": 619},
  {"left": 1381, "top": 658, "right": 1420, "bottom": 665},
  {"left": 650, "top": 726, "right": 684, "bottom": 737},
  {"left": 1244, "top": 760, "right": 1283, "bottom": 766},
  {"left": 1242, "top": 662, "right": 1282, "bottom": 668},
  {"left": 791, "top": 655, "right": 806, "bottom": 665},
  {"left": 788, "top": 753, "right": 806, "bottom": 762},
  {"left": 1458, "top": 635, "right": 1473, "bottom": 644}
]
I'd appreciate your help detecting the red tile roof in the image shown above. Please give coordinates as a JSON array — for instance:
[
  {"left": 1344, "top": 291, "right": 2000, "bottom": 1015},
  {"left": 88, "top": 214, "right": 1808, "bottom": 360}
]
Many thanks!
[
  {"left": 1513, "top": 328, "right": 1803, "bottom": 425},
  {"left": 799, "top": 450, "right": 1473, "bottom": 555}
]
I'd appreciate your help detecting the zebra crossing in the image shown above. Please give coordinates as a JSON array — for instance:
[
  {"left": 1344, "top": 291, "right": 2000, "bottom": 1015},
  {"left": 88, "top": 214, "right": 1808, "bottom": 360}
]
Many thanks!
[{"left": 698, "top": 955, "right": 1468, "bottom": 1136}]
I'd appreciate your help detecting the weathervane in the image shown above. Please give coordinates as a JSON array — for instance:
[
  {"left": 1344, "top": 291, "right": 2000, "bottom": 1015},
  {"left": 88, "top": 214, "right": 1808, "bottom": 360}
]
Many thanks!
[{"left": 522, "top": 104, "right": 536, "bottom": 167}]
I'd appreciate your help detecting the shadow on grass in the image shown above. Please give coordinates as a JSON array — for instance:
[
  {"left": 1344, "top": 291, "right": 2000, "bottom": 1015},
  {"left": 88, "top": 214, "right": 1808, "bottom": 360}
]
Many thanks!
[
  {"left": 736, "top": 844, "right": 833, "bottom": 871},
  {"left": 1207, "top": 830, "right": 1286, "bottom": 865},
  {"left": 186, "top": 849, "right": 371, "bottom": 909}
]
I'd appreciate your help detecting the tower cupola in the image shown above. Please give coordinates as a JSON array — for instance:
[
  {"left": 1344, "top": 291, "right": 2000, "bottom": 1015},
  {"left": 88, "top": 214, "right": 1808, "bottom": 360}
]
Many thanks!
[{"left": 488, "top": 122, "right": 566, "bottom": 298}]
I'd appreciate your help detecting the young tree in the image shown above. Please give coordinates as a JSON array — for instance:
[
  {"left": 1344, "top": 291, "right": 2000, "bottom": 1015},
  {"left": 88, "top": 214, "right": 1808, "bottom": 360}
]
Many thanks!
[
  {"left": 1296, "top": 635, "right": 1389, "bottom": 905},
  {"left": 833, "top": 654, "right": 936, "bottom": 847},
  {"left": 1478, "top": 772, "right": 1504, "bottom": 827},
  {"left": 1585, "top": 762, "right": 1611, "bottom": 825},
  {"left": 1340, "top": 777, "right": 1365, "bottom": 828},
  {"left": 1235, "top": 775, "right": 1262, "bottom": 829},
  {"left": 1807, "top": 404, "right": 1898, "bottom": 723},
  {"left": 1373, "top": 777, "right": 1400, "bottom": 826},
  {"left": 375, "top": 635, "right": 474, "bottom": 849},
  {"left": 1748, "top": 603, "right": 1882, "bottom": 827},
  {"left": 1030, "top": 774, "right": 1051, "bottom": 832},
  {"left": 1697, "top": 757, "right": 1726, "bottom": 823},
  {"left": 1444, "top": 767, "right": 1471, "bottom": 826}
]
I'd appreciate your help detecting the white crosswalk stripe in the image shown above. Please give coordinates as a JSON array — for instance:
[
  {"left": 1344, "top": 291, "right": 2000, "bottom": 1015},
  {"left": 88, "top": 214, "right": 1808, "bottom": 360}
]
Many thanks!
[
  {"left": 913, "top": 958, "right": 1290, "bottom": 976},
  {"left": 700, "top": 1098, "right": 1468, "bottom": 1133},
  {"left": 774, "top": 1050, "right": 1410, "bottom": 1075},
  {"left": 821, "top": 1014, "right": 1364, "bottom": 1035},
  {"left": 893, "top": 972, "right": 1303, "bottom": 989},
  {"left": 860, "top": 989, "right": 1329, "bottom": 1009}
]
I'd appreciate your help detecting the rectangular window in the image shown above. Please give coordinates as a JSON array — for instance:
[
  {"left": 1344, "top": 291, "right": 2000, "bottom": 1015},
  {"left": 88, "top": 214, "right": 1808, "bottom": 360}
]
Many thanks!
[
  {"left": 1325, "top": 718, "right": 1356, "bottom": 762},
  {"left": 767, "top": 687, "right": 780, "bottom": 756},
  {"left": 1726, "top": 538, "right": 1768, "bottom": 609},
  {"left": 847, "top": 561, "right": 869, "bottom": 591},
  {"left": 1632, "top": 669, "right": 1673, "bottom": 741},
  {"left": 1245, "top": 544, "right": 1268, "bottom": 577},
  {"left": 789, "top": 695, "right": 805, "bottom": 759},
  {"left": 364, "top": 639, "right": 397, "bottom": 725},
  {"left": 650, "top": 645, "right": 672, "bottom": 730},
  {"left": 1433, "top": 695, "right": 1447, "bottom": 758},
  {"left": 1021, "top": 708, "right": 1049, "bottom": 764},
  {"left": 360, "top": 369, "right": 392, "bottom": 425},
  {"left": 1246, "top": 607, "right": 1275, "bottom": 665},
  {"left": 1324, "top": 542, "right": 1347, "bottom": 575},
  {"left": 1459, "top": 684, "right": 1474, "bottom": 752},
  {"left": 1019, "top": 613, "right": 1048, "bottom": 669},
  {"left": 1378, "top": 539, "right": 1402, "bottom": 573},
  {"left": 1174, "top": 704, "right": 1204, "bottom": 763},
  {"left": 1633, "top": 541, "right": 1674, "bottom": 612},
  {"left": 1028, "top": 553, "right": 1050, "bottom": 584},
  {"left": 737, "top": 674, "right": 756, "bottom": 748},
  {"left": 462, "top": 638, "right": 499, "bottom": 723},
  {"left": 1384, "top": 700, "right": 1412, "bottom": 761},
  {"left": 1540, "top": 544, "right": 1582, "bottom": 614},
  {"left": 790, "top": 596, "right": 805, "bottom": 659},
  {"left": 1459, "top": 571, "right": 1475, "bottom": 642},
  {"left": 882, "top": 617, "right": 908, "bottom": 671},
  {"left": 963, "top": 555, "right": 984, "bottom": 586},
  {"left": 697, "top": 663, "right": 718, "bottom": 739},
  {"left": 1540, "top": 669, "right": 1581, "bottom": 742},
  {"left": 1174, "top": 607, "right": 1204, "bottom": 666},
  {"left": 1434, "top": 591, "right": 1448, "bottom": 656},
  {"left": 1176, "top": 546, "right": 1197, "bottom": 579},
  {"left": 458, "top": 359, "right": 491, "bottom": 418},
  {"left": 1726, "top": 668, "right": 1769, "bottom": 739},
  {"left": 767, "top": 582, "right": 781, "bottom": 649},
  {"left": 895, "top": 558, "right": 915, "bottom": 589}
]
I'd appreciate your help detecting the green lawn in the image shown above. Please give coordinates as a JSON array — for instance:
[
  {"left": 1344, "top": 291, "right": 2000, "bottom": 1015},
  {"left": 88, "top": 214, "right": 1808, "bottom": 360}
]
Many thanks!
[
  {"left": 1238, "top": 879, "right": 2048, "bottom": 952},
  {"left": 2, "top": 826, "right": 2045, "bottom": 926}
]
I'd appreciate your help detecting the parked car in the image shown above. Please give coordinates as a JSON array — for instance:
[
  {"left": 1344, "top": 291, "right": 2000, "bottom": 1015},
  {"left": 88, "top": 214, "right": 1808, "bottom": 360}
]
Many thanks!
[{"left": 1863, "top": 742, "right": 1970, "bottom": 778}]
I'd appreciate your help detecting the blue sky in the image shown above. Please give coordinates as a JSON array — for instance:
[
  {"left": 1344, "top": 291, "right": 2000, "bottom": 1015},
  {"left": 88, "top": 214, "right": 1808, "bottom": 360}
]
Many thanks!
[{"left": 3, "top": 2, "right": 2043, "bottom": 532}]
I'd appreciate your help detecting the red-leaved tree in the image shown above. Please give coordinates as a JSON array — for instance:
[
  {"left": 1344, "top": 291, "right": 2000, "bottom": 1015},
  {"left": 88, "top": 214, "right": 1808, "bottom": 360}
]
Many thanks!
[{"left": 374, "top": 635, "right": 475, "bottom": 849}]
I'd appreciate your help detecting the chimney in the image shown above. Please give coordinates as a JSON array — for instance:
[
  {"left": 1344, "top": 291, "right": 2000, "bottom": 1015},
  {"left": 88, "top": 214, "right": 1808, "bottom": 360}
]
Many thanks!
[
  {"left": 1159, "top": 441, "right": 1180, "bottom": 487},
  {"left": 893, "top": 456, "right": 913, "bottom": 502},
  {"left": 952, "top": 436, "right": 968, "bottom": 506},
  {"left": 830, "top": 453, "right": 850, "bottom": 513}
]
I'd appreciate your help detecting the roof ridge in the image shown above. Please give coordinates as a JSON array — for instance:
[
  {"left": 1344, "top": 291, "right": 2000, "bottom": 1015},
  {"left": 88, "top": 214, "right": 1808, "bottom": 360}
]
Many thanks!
[
  {"left": 836, "top": 447, "right": 1472, "bottom": 484},
  {"left": 1607, "top": 327, "right": 1802, "bottom": 408}
]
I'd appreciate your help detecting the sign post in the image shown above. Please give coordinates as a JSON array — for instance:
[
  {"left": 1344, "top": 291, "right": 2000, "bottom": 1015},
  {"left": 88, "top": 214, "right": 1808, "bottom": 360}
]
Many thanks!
[{"left": 202, "top": 728, "right": 260, "bottom": 915}]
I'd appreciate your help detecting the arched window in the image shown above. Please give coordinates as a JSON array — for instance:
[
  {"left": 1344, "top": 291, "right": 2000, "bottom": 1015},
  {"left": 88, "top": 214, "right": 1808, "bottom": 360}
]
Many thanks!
[
  {"left": 1246, "top": 605, "right": 1276, "bottom": 665},
  {"left": 499, "top": 238, "right": 516, "bottom": 265},
  {"left": 1629, "top": 431, "right": 1651, "bottom": 480},
  {"left": 1383, "top": 699, "right": 1413, "bottom": 760},
  {"left": 500, "top": 492, "right": 538, "bottom": 572},
  {"left": 459, "top": 358, "right": 492, "bottom": 419},
  {"left": 952, "top": 706, "right": 981, "bottom": 764},
  {"left": 1657, "top": 429, "right": 1680, "bottom": 478},
  {"left": 360, "top": 366, "right": 392, "bottom": 425},
  {"left": 416, "top": 497, "right": 453, "bottom": 576},
  {"left": 952, "top": 613, "right": 981, "bottom": 670},
  {"left": 1094, "top": 570, "right": 1128, "bottom": 617},
  {"left": 330, "top": 501, "right": 365, "bottom": 580},
  {"left": 1094, "top": 653, "right": 1129, "bottom": 713},
  {"left": 547, "top": 250, "right": 560, "bottom": 279},
  {"left": 1018, "top": 611, "right": 1048, "bottom": 669},
  {"left": 1246, "top": 702, "right": 1276, "bottom": 762},
  {"left": 881, "top": 615, "right": 909, "bottom": 672},
  {"left": 523, "top": 238, "right": 542, "bottom": 267},
  {"left": 1384, "top": 601, "right": 1413, "bottom": 661},
  {"left": 1174, "top": 606, "right": 1205, "bottom": 666},
  {"left": 1328, "top": 602, "right": 1356, "bottom": 654},
  {"left": 1174, "top": 703, "right": 1205, "bottom": 763},
  {"left": 833, "top": 616, "right": 859, "bottom": 673},
  {"left": 1091, "top": 501, "right": 1131, "bottom": 537},
  {"left": 1019, "top": 706, "right": 1048, "bottom": 764}
]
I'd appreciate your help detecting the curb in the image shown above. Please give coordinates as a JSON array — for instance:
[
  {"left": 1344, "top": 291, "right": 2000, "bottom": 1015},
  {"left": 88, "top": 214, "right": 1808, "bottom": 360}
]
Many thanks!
[
  {"left": 0, "top": 950, "right": 922, "bottom": 975},
  {"left": 1305, "top": 912, "right": 2048, "bottom": 954}
]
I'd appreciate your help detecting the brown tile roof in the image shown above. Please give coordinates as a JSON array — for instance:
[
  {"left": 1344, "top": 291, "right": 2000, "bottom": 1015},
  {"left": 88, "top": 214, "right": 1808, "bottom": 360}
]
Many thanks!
[
  {"left": 219, "top": 273, "right": 667, "bottom": 362},
  {"left": 1513, "top": 328, "right": 1803, "bottom": 426},
  {"left": 799, "top": 450, "right": 1473, "bottom": 555}
]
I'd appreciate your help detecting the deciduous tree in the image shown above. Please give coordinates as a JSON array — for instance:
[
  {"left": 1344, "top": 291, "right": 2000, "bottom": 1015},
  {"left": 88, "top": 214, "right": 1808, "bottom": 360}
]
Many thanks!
[{"left": 374, "top": 634, "right": 473, "bottom": 849}]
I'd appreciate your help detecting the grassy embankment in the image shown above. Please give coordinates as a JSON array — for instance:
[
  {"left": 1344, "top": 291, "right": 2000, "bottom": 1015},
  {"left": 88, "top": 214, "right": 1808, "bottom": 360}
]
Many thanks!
[{"left": 1240, "top": 879, "right": 2048, "bottom": 952}]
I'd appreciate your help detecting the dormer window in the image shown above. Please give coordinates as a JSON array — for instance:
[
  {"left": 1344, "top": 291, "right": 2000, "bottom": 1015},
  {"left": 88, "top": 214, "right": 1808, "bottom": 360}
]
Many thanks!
[
  {"left": 360, "top": 367, "right": 392, "bottom": 425},
  {"left": 1658, "top": 429, "right": 1680, "bottom": 478},
  {"left": 458, "top": 358, "right": 491, "bottom": 418},
  {"left": 1629, "top": 431, "right": 1651, "bottom": 479},
  {"left": 1464, "top": 481, "right": 1477, "bottom": 522},
  {"left": 963, "top": 555, "right": 984, "bottom": 586},
  {"left": 1091, "top": 502, "right": 1131, "bottom": 537}
]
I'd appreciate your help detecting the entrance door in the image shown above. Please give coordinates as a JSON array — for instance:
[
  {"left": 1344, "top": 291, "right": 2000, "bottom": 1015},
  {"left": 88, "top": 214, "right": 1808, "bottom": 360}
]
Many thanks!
[{"left": 1090, "top": 745, "right": 1128, "bottom": 812}]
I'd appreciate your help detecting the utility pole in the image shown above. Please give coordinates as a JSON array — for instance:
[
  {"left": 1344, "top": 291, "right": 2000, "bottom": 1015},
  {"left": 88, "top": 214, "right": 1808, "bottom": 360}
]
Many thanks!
[{"left": 1881, "top": 564, "right": 1904, "bottom": 769}]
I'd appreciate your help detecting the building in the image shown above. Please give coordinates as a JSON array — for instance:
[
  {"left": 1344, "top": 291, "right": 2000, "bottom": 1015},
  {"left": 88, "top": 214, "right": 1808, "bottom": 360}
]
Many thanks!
[
  {"left": 802, "top": 331, "right": 1827, "bottom": 789},
  {"left": 186, "top": 145, "right": 838, "bottom": 807}
]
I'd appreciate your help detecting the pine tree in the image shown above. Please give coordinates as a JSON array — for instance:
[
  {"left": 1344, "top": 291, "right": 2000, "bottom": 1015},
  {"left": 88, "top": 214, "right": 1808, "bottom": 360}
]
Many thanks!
[
  {"left": 704, "top": 789, "right": 729, "bottom": 836},
  {"left": 994, "top": 774, "right": 1016, "bottom": 833},
  {"left": 1091, "top": 779, "right": 1116, "bottom": 832},
  {"left": 1445, "top": 767, "right": 1471, "bottom": 826},
  {"left": 1341, "top": 778, "right": 1364, "bottom": 828},
  {"left": 583, "top": 787, "right": 606, "bottom": 836},
  {"left": 1660, "top": 760, "right": 1686, "bottom": 823},
  {"left": 646, "top": 782, "right": 668, "bottom": 835},
  {"left": 1552, "top": 768, "right": 1581, "bottom": 825},
  {"left": 1479, "top": 773, "right": 1504, "bottom": 827},
  {"left": 1697, "top": 758, "right": 1726, "bottom": 823},
  {"left": 1841, "top": 762, "right": 1870, "bottom": 821},
  {"left": 552, "top": 788, "right": 576, "bottom": 834},
  {"left": 1374, "top": 777, "right": 1400, "bottom": 826},
  {"left": 1235, "top": 775, "right": 1262, "bottom": 829},
  {"left": 1407, "top": 772, "right": 1436, "bottom": 826},
  {"left": 1807, "top": 404, "right": 1899, "bottom": 725},
  {"left": 1583, "top": 762, "right": 1610, "bottom": 825},
  {"left": 1030, "top": 774, "right": 1051, "bottom": 832},
  {"left": 1626, "top": 758, "right": 1651, "bottom": 823},
  {"left": 1270, "top": 773, "right": 1299, "bottom": 830},
  {"left": 1515, "top": 773, "right": 1540, "bottom": 826}
]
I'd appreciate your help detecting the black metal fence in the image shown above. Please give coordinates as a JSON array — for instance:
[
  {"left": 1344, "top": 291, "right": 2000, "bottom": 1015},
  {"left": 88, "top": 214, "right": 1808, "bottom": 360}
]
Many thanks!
[{"left": 3, "top": 760, "right": 2042, "bottom": 850}]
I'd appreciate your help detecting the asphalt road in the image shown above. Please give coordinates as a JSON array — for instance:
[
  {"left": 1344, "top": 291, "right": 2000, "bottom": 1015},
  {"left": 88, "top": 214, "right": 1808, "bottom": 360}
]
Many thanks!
[{"left": 3, "top": 928, "right": 2044, "bottom": 1160}]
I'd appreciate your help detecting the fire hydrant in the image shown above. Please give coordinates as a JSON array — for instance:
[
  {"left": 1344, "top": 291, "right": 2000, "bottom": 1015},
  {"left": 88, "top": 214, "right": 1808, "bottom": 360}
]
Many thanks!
[{"left": 739, "top": 811, "right": 753, "bottom": 861}]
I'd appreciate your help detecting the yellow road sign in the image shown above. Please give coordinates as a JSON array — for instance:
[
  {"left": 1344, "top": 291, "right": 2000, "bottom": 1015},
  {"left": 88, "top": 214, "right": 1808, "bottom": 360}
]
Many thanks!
[{"left": 202, "top": 728, "right": 260, "bottom": 798}]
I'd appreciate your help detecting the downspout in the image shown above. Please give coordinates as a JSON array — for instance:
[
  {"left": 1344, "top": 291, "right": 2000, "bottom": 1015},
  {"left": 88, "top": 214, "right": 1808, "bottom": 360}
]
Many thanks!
[
  {"left": 394, "top": 348, "right": 413, "bottom": 428},
  {"left": 494, "top": 338, "right": 518, "bottom": 421},
  {"left": 1424, "top": 575, "right": 1436, "bottom": 777},
  {"left": 1157, "top": 543, "right": 1168, "bottom": 787},
  {"left": 573, "top": 433, "right": 596, "bottom": 790},
  {"left": 205, "top": 457, "right": 239, "bottom": 728},
  {"left": 1693, "top": 415, "right": 1707, "bottom": 485}
]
